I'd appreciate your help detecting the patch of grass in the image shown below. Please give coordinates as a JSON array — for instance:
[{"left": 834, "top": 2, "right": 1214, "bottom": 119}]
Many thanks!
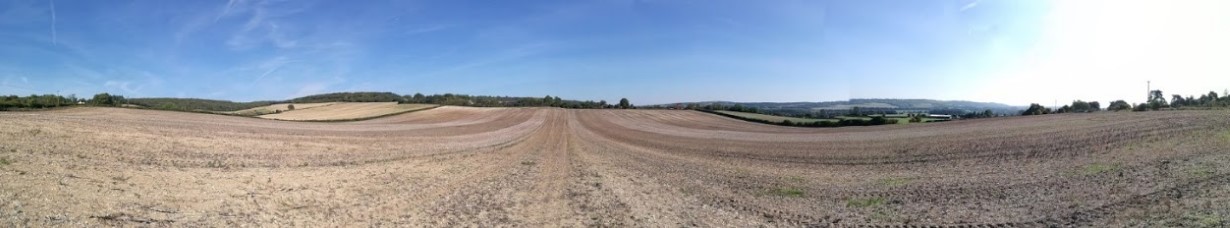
[
  {"left": 0, "top": 157, "right": 10, "bottom": 166},
  {"left": 1186, "top": 164, "right": 1216, "bottom": 178},
  {"left": 877, "top": 177, "right": 912, "bottom": 187},
  {"left": 767, "top": 187, "right": 805, "bottom": 197},
  {"left": 1184, "top": 212, "right": 1225, "bottom": 227},
  {"left": 847, "top": 197, "right": 885, "bottom": 208},
  {"left": 786, "top": 176, "right": 806, "bottom": 182},
  {"left": 1078, "top": 162, "right": 1121, "bottom": 176},
  {"left": 869, "top": 208, "right": 895, "bottom": 221},
  {"left": 1221, "top": 129, "right": 1230, "bottom": 141},
  {"left": 520, "top": 161, "right": 536, "bottom": 166}
]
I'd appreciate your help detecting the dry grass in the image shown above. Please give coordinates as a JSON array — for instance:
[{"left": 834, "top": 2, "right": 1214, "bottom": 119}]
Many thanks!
[
  {"left": 1, "top": 107, "right": 1228, "bottom": 226},
  {"left": 222, "top": 102, "right": 337, "bottom": 116},
  {"left": 256, "top": 102, "right": 437, "bottom": 121}
]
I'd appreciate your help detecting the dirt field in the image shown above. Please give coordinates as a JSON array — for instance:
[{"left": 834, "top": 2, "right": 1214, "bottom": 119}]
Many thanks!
[
  {"left": 1, "top": 107, "right": 1228, "bottom": 227},
  {"left": 222, "top": 102, "right": 338, "bottom": 116},
  {"left": 256, "top": 102, "right": 438, "bottom": 121}
]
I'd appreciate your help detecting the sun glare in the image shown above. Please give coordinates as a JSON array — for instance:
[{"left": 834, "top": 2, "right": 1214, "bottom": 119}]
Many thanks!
[{"left": 983, "top": 0, "right": 1230, "bottom": 105}]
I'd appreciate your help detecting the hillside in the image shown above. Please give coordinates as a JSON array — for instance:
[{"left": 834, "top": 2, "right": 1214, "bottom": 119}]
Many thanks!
[
  {"left": 672, "top": 99, "right": 1020, "bottom": 116},
  {"left": 222, "top": 102, "right": 339, "bottom": 116},
  {"left": 125, "top": 98, "right": 277, "bottom": 112},
  {"left": 257, "top": 102, "right": 438, "bottom": 121}
]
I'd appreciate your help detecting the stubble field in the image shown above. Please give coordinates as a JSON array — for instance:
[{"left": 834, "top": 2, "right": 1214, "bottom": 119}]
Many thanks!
[
  {"left": 1, "top": 107, "right": 1228, "bottom": 227},
  {"left": 255, "top": 102, "right": 439, "bottom": 121}
]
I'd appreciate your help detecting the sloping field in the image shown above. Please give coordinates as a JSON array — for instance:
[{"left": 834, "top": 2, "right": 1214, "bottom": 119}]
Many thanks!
[
  {"left": 256, "top": 102, "right": 438, "bottom": 121},
  {"left": 222, "top": 102, "right": 337, "bottom": 116},
  {"left": 714, "top": 110, "right": 835, "bottom": 124},
  {"left": 2, "top": 108, "right": 1229, "bottom": 226}
]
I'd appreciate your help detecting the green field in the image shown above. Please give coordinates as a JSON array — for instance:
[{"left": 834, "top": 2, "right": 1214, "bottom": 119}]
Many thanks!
[{"left": 714, "top": 111, "right": 836, "bottom": 124}]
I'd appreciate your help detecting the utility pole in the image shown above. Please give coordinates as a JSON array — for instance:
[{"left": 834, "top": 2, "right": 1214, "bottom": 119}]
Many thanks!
[{"left": 1146, "top": 81, "right": 1151, "bottom": 103}]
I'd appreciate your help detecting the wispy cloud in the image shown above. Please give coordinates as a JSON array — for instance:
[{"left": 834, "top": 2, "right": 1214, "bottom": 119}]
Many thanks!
[
  {"left": 959, "top": 0, "right": 980, "bottom": 12},
  {"left": 49, "top": 0, "right": 56, "bottom": 45},
  {"left": 405, "top": 24, "right": 451, "bottom": 35},
  {"left": 215, "top": 0, "right": 239, "bottom": 23},
  {"left": 426, "top": 42, "right": 553, "bottom": 77},
  {"left": 254, "top": 56, "right": 293, "bottom": 82}
]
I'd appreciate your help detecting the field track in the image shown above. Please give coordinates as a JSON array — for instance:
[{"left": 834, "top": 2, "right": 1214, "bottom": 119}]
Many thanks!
[{"left": 2, "top": 107, "right": 1229, "bottom": 226}]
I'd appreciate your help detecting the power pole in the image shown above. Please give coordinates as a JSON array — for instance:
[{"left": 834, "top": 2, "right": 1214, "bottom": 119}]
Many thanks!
[{"left": 1146, "top": 81, "right": 1151, "bottom": 103}]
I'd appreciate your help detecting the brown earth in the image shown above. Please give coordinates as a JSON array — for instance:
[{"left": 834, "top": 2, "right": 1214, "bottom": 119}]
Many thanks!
[{"left": 1, "top": 107, "right": 1228, "bottom": 227}]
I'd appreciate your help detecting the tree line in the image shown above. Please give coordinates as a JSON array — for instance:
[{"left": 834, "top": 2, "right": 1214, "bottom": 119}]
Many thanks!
[
  {"left": 699, "top": 109, "right": 900, "bottom": 128},
  {"left": 125, "top": 98, "right": 276, "bottom": 112},
  {"left": 402, "top": 93, "right": 633, "bottom": 109},
  {"left": 1022, "top": 89, "right": 1230, "bottom": 115},
  {"left": 0, "top": 93, "right": 130, "bottom": 110},
  {"left": 2, "top": 91, "right": 637, "bottom": 112}
]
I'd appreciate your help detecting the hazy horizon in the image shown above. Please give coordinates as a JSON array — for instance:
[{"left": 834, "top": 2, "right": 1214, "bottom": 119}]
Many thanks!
[{"left": 2, "top": 0, "right": 1228, "bottom": 106}]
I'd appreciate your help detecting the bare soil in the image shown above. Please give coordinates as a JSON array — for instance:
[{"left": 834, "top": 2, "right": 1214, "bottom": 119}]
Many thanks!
[{"left": 1, "top": 107, "right": 1227, "bottom": 227}]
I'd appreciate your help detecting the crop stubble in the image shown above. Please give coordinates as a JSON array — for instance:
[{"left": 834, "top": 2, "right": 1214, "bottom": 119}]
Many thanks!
[{"left": 1, "top": 107, "right": 1228, "bottom": 227}]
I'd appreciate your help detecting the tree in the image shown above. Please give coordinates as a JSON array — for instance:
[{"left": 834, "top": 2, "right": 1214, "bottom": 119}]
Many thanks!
[
  {"left": 1171, "top": 95, "right": 1186, "bottom": 108},
  {"left": 1022, "top": 103, "right": 1050, "bottom": 115},
  {"left": 412, "top": 93, "right": 425, "bottom": 103},
  {"left": 90, "top": 93, "right": 124, "bottom": 106},
  {"left": 1133, "top": 103, "right": 1149, "bottom": 112},
  {"left": 1088, "top": 101, "right": 1101, "bottom": 111},
  {"left": 1148, "top": 90, "right": 1168, "bottom": 110},
  {"left": 1107, "top": 100, "right": 1131, "bottom": 111},
  {"left": 618, "top": 98, "right": 630, "bottom": 109},
  {"left": 1056, "top": 105, "right": 1072, "bottom": 113},
  {"left": 1071, "top": 100, "right": 1091, "bottom": 113},
  {"left": 287, "top": 104, "right": 296, "bottom": 111}
]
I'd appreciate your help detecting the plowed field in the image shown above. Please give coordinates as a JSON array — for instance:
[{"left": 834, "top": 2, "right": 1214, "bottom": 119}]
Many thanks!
[{"left": 1, "top": 107, "right": 1228, "bottom": 227}]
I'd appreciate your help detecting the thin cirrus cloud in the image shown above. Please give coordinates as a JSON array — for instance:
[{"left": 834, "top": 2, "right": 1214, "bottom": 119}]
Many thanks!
[{"left": 0, "top": 0, "right": 1226, "bottom": 105}]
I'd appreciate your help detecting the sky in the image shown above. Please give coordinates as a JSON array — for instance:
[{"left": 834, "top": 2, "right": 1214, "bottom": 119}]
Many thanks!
[{"left": 1, "top": 0, "right": 1228, "bottom": 106}]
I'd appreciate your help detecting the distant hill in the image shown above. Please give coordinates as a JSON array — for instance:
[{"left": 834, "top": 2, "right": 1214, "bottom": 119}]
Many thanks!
[
  {"left": 126, "top": 98, "right": 278, "bottom": 112},
  {"left": 121, "top": 91, "right": 615, "bottom": 112},
  {"left": 291, "top": 92, "right": 404, "bottom": 103},
  {"left": 667, "top": 99, "right": 1021, "bottom": 116}
]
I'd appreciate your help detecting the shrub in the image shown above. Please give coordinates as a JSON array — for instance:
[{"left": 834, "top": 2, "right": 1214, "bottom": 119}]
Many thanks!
[{"left": 768, "top": 187, "right": 805, "bottom": 197}]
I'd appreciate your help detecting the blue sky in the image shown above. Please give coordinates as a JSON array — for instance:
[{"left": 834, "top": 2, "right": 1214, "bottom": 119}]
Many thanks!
[{"left": 1, "top": 0, "right": 1228, "bottom": 105}]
